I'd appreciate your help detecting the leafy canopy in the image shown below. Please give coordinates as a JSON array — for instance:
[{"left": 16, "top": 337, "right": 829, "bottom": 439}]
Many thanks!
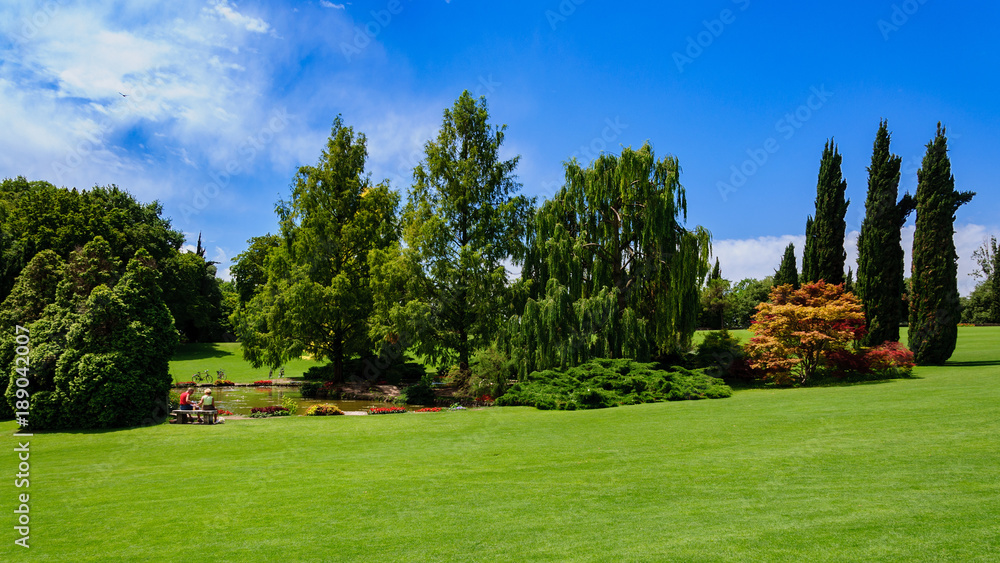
[{"left": 746, "top": 281, "right": 865, "bottom": 384}]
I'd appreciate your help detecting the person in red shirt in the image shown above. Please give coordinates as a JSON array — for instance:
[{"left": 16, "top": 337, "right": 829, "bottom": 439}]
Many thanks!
[{"left": 178, "top": 387, "right": 195, "bottom": 423}]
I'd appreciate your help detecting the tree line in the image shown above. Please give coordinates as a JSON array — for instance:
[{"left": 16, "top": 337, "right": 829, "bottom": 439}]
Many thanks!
[
  {"left": 0, "top": 89, "right": 987, "bottom": 427},
  {"left": 705, "top": 120, "right": 979, "bottom": 366}
]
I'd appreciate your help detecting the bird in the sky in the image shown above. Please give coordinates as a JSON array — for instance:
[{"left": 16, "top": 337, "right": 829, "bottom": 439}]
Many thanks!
[{"left": 118, "top": 92, "right": 128, "bottom": 97}]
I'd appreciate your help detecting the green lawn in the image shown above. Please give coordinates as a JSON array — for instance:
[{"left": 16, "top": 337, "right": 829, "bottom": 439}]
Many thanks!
[
  {"left": 168, "top": 342, "right": 328, "bottom": 383},
  {"left": 5, "top": 328, "right": 1000, "bottom": 561}
]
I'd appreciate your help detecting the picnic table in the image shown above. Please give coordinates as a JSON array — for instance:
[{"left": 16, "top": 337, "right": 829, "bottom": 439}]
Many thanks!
[{"left": 171, "top": 409, "right": 219, "bottom": 424}]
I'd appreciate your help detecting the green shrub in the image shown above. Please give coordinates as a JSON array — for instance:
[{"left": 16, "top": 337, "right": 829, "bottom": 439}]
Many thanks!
[
  {"left": 469, "top": 345, "right": 515, "bottom": 399},
  {"left": 281, "top": 395, "right": 298, "bottom": 415},
  {"left": 400, "top": 374, "right": 437, "bottom": 406},
  {"left": 168, "top": 390, "right": 180, "bottom": 411},
  {"left": 305, "top": 404, "right": 344, "bottom": 416},
  {"left": 494, "top": 358, "right": 732, "bottom": 410},
  {"left": 691, "top": 330, "right": 746, "bottom": 380}
]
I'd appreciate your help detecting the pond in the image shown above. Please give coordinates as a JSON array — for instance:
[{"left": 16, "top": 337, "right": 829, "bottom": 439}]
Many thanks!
[{"left": 208, "top": 386, "right": 397, "bottom": 415}]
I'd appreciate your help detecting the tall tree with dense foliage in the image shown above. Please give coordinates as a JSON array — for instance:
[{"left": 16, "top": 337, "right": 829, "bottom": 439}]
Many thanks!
[
  {"left": 230, "top": 234, "right": 281, "bottom": 306},
  {"left": 378, "top": 91, "right": 532, "bottom": 369},
  {"left": 505, "top": 144, "right": 711, "bottom": 375},
  {"left": 235, "top": 117, "right": 399, "bottom": 382},
  {"left": 908, "top": 124, "right": 975, "bottom": 364},
  {"left": 746, "top": 281, "right": 865, "bottom": 384},
  {"left": 856, "top": 120, "right": 916, "bottom": 346},
  {"left": 3, "top": 242, "right": 177, "bottom": 429},
  {"left": 773, "top": 243, "right": 799, "bottom": 289},
  {"left": 802, "top": 140, "right": 849, "bottom": 284}
]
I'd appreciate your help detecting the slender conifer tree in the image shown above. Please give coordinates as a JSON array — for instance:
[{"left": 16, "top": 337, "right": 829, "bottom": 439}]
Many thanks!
[
  {"left": 908, "top": 123, "right": 974, "bottom": 364},
  {"left": 802, "top": 140, "right": 849, "bottom": 285}
]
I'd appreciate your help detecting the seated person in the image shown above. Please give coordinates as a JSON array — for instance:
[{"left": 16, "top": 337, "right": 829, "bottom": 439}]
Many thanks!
[
  {"left": 178, "top": 388, "right": 195, "bottom": 423},
  {"left": 197, "top": 389, "right": 216, "bottom": 424}
]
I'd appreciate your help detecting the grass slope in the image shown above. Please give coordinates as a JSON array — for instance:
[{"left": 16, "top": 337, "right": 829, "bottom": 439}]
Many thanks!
[
  {"left": 4, "top": 328, "right": 999, "bottom": 561},
  {"left": 168, "top": 342, "right": 327, "bottom": 384}
]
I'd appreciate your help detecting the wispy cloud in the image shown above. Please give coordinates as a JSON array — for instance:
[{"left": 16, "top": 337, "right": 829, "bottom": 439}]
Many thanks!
[{"left": 206, "top": 0, "right": 271, "bottom": 34}]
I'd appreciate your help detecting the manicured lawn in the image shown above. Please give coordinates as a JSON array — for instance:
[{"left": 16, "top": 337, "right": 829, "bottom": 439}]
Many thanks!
[
  {"left": 168, "top": 342, "right": 328, "bottom": 383},
  {"left": 5, "top": 328, "right": 999, "bottom": 561}
]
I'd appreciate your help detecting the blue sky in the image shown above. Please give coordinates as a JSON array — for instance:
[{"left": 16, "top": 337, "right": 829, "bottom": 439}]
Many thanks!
[{"left": 1, "top": 0, "right": 996, "bottom": 294}]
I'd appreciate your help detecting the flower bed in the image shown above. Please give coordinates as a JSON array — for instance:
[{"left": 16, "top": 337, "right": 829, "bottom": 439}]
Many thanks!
[
  {"left": 253, "top": 380, "right": 273, "bottom": 386},
  {"left": 367, "top": 406, "right": 408, "bottom": 415},
  {"left": 216, "top": 409, "right": 235, "bottom": 416},
  {"left": 213, "top": 380, "right": 236, "bottom": 386},
  {"left": 249, "top": 406, "right": 290, "bottom": 418},
  {"left": 305, "top": 404, "right": 345, "bottom": 416},
  {"left": 416, "top": 407, "right": 442, "bottom": 413},
  {"left": 175, "top": 381, "right": 196, "bottom": 387}
]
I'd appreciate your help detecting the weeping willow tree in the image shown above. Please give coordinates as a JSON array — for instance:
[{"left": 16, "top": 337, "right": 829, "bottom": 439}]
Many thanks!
[{"left": 503, "top": 144, "right": 711, "bottom": 376}]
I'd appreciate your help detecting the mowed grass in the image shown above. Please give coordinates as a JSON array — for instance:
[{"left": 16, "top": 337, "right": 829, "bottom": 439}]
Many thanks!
[
  {"left": 168, "top": 342, "right": 327, "bottom": 383},
  {"left": 4, "top": 328, "right": 1000, "bottom": 561}
]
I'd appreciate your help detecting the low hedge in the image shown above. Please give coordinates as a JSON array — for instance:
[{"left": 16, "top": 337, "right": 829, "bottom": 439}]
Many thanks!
[{"left": 495, "top": 358, "right": 732, "bottom": 410}]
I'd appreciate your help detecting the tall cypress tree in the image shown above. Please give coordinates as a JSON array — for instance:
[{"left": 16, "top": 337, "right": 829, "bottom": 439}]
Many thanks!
[
  {"left": 908, "top": 123, "right": 975, "bottom": 364},
  {"left": 774, "top": 243, "right": 799, "bottom": 289},
  {"left": 802, "top": 140, "right": 849, "bottom": 285},
  {"left": 856, "top": 120, "right": 915, "bottom": 346}
]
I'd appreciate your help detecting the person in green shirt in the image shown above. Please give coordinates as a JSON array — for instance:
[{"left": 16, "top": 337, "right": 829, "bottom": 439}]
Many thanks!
[{"left": 197, "top": 389, "right": 216, "bottom": 424}]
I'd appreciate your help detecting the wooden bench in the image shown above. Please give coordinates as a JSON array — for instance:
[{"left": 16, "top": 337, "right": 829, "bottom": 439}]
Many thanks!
[{"left": 171, "top": 409, "right": 219, "bottom": 424}]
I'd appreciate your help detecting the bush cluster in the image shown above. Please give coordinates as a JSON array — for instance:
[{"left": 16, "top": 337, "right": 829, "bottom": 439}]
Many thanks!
[
  {"left": 304, "top": 404, "right": 344, "bottom": 416},
  {"left": 249, "top": 406, "right": 289, "bottom": 418},
  {"left": 367, "top": 406, "right": 407, "bottom": 415},
  {"left": 397, "top": 374, "right": 437, "bottom": 406},
  {"left": 826, "top": 341, "right": 916, "bottom": 381},
  {"left": 494, "top": 358, "right": 732, "bottom": 411}
]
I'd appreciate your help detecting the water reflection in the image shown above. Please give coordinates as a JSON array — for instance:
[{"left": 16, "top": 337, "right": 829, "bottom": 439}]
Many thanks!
[{"left": 211, "top": 386, "right": 397, "bottom": 415}]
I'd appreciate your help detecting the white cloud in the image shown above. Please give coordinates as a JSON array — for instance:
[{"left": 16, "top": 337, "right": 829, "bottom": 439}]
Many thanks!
[
  {"left": 712, "top": 223, "right": 996, "bottom": 296},
  {"left": 0, "top": 1, "right": 286, "bottom": 203},
  {"left": 320, "top": 1, "right": 346, "bottom": 8},
  {"left": 206, "top": 0, "right": 271, "bottom": 34}
]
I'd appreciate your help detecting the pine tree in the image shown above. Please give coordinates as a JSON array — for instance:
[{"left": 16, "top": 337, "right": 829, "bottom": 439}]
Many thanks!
[
  {"left": 773, "top": 243, "right": 799, "bottom": 289},
  {"left": 802, "top": 140, "right": 849, "bottom": 285},
  {"left": 908, "top": 123, "right": 975, "bottom": 364},
  {"left": 387, "top": 92, "right": 533, "bottom": 369},
  {"left": 856, "top": 120, "right": 915, "bottom": 346}
]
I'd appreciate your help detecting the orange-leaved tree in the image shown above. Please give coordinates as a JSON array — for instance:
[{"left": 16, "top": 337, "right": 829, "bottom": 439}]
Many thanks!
[{"left": 746, "top": 281, "right": 865, "bottom": 384}]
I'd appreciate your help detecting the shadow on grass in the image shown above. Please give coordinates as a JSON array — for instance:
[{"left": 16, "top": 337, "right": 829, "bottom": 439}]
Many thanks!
[
  {"left": 172, "top": 343, "right": 232, "bottom": 361},
  {"left": 944, "top": 360, "right": 1000, "bottom": 367},
  {"left": 727, "top": 376, "right": 916, "bottom": 391}
]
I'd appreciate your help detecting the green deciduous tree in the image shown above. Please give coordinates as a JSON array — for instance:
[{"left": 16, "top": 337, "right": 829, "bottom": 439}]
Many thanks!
[
  {"left": 856, "top": 120, "right": 916, "bottom": 346},
  {"left": 379, "top": 91, "right": 532, "bottom": 369},
  {"left": 802, "top": 140, "right": 849, "bottom": 285},
  {"left": 774, "top": 243, "right": 799, "bottom": 289},
  {"left": 235, "top": 117, "right": 399, "bottom": 382},
  {"left": 908, "top": 124, "right": 975, "bottom": 364},
  {"left": 230, "top": 234, "right": 281, "bottom": 306},
  {"left": 505, "top": 144, "right": 711, "bottom": 375}
]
